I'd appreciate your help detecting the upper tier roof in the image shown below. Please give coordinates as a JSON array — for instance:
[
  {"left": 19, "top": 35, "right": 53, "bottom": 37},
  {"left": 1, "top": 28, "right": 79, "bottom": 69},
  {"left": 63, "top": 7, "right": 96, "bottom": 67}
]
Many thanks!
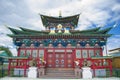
[
  {"left": 40, "top": 14, "right": 80, "bottom": 28},
  {"left": 6, "top": 13, "right": 113, "bottom": 38}
]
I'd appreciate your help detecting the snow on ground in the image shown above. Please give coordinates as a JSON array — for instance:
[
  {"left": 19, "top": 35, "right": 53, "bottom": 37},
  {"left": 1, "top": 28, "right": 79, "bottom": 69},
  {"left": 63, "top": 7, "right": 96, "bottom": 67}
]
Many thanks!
[{"left": 0, "top": 77, "right": 120, "bottom": 80}]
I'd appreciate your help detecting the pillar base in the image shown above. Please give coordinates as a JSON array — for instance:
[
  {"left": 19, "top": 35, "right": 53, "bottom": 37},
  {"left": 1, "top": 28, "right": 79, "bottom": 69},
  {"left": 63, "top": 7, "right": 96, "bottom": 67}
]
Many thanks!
[
  {"left": 82, "top": 67, "right": 92, "bottom": 79},
  {"left": 28, "top": 67, "right": 37, "bottom": 78}
]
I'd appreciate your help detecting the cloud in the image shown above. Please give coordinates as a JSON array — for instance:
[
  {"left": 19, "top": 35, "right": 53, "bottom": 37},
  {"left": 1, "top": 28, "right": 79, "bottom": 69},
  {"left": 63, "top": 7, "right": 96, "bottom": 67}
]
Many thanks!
[
  {"left": 107, "top": 35, "right": 120, "bottom": 51},
  {"left": 1, "top": 0, "right": 120, "bottom": 30},
  {"left": 110, "top": 4, "right": 120, "bottom": 22},
  {"left": 24, "top": 0, "right": 120, "bottom": 30}
]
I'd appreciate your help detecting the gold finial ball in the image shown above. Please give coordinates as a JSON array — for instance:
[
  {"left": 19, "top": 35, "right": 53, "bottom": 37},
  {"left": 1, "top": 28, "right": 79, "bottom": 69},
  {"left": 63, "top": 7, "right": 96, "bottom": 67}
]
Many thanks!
[{"left": 57, "top": 24, "right": 62, "bottom": 29}]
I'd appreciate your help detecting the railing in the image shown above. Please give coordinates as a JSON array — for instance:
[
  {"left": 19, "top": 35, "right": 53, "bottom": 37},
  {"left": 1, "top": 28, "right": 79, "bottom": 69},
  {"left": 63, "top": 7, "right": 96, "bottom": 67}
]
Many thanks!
[
  {"left": 0, "top": 69, "right": 28, "bottom": 77},
  {"left": 0, "top": 68, "right": 120, "bottom": 78},
  {"left": 112, "top": 68, "right": 120, "bottom": 77}
]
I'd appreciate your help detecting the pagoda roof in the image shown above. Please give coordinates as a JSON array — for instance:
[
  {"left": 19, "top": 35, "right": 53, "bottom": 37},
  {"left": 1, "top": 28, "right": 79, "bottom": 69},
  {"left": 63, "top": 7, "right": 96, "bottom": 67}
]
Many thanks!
[
  {"left": 71, "top": 27, "right": 101, "bottom": 34},
  {"left": 7, "top": 33, "right": 112, "bottom": 39},
  {"left": 109, "top": 48, "right": 120, "bottom": 52},
  {"left": 94, "top": 27, "right": 112, "bottom": 34},
  {"left": 19, "top": 27, "right": 49, "bottom": 34},
  {"left": 0, "top": 52, "right": 28, "bottom": 59},
  {"left": 8, "top": 27, "right": 49, "bottom": 35},
  {"left": 71, "top": 27, "right": 112, "bottom": 34},
  {"left": 7, "top": 27, "right": 112, "bottom": 35},
  {"left": 7, "top": 26, "right": 112, "bottom": 38},
  {"left": 40, "top": 14, "right": 80, "bottom": 27},
  {"left": 0, "top": 51, "right": 9, "bottom": 57}
]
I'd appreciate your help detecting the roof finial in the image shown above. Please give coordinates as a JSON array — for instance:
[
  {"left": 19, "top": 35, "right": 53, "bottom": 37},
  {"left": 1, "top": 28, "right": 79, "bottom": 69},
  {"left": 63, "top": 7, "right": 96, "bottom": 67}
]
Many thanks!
[{"left": 59, "top": 10, "right": 62, "bottom": 18}]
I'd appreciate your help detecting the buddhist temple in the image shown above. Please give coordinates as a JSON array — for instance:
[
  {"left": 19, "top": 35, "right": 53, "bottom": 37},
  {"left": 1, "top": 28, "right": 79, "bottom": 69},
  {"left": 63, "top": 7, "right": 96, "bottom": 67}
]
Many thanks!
[{"left": 7, "top": 13, "right": 113, "bottom": 78}]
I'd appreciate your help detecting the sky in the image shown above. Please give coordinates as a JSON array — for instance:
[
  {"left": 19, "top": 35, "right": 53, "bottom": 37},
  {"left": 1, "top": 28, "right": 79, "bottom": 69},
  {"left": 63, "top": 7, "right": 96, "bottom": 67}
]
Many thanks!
[{"left": 0, "top": 0, "right": 120, "bottom": 56}]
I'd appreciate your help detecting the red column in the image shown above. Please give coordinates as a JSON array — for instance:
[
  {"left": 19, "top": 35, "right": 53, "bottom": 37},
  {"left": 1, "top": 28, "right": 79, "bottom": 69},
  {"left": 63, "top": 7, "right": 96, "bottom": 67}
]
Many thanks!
[
  {"left": 81, "top": 49, "right": 83, "bottom": 59},
  {"left": 109, "top": 59, "right": 112, "bottom": 76},
  {"left": 87, "top": 48, "right": 90, "bottom": 58},
  {"left": 18, "top": 48, "right": 20, "bottom": 56},
  {"left": 44, "top": 48, "right": 47, "bottom": 67},
  {"left": 100, "top": 48, "right": 103, "bottom": 56},
  {"left": 8, "top": 59, "right": 11, "bottom": 76},
  {"left": 92, "top": 60, "right": 96, "bottom": 77},
  {"left": 37, "top": 49, "right": 39, "bottom": 67},
  {"left": 65, "top": 48, "right": 67, "bottom": 68},
  {"left": 94, "top": 49, "right": 96, "bottom": 57},
  {"left": 73, "top": 48, "right": 76, "bottom": 68},
  {"left": 24, "top": 59, "right": 27, "bottom": 77},
  {"left": 53, "top": 48, "right": 55, "bottom": 68}
]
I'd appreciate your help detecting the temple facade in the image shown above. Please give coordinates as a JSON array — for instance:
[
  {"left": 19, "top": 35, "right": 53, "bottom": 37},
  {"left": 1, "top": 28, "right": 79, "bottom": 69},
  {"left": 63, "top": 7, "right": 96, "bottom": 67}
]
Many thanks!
[{"left": 7, "top": 13, "right": 113, "bottom": 78}]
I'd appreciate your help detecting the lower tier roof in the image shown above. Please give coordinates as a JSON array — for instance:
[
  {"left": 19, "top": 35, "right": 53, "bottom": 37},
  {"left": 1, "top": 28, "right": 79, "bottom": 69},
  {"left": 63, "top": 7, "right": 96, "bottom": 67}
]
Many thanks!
[{"left": 8, "top": 34, "right": 111, "bottom": 39}]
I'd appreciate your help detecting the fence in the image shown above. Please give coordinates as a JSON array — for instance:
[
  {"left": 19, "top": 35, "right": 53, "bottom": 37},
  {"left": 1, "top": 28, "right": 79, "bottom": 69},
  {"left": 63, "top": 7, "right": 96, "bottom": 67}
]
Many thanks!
[
  {"left": 0, "top": 68, "right": 120, "bottom": 78},
  {"left": 112, "top": 68, "right": 120, "bottom": 77}
]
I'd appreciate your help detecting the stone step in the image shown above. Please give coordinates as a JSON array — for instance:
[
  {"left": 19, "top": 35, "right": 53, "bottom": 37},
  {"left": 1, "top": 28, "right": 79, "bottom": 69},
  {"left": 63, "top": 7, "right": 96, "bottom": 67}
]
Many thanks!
[
  {"left": 46, "top": 70, "right": 74, "bottom": 73},
  {"left": 39, "top": 74, "right": 77, "bottom": 79},
  {"left": 39, "top": 76, "right": 78, "bottom": 79},
  {"left": 46, "top": 72, "right": 74, "bottom": 75},
  {"left": 46, "top": 68, "right": 74, "bottom": 72},
  {"left": 46, "top": 74, "right": 75, "bottom": 77},
  {"left": 41, "top": 68, "right": 76, "bottom": 79},
  {"left": 46, "top": 68, "right": 74, "bottom": 70}
]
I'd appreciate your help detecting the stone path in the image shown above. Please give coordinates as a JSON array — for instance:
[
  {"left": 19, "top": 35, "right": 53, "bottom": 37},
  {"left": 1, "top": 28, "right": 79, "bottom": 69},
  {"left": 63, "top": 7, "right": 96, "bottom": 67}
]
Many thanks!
[{"left": 0, "top": 77, "right": 120, "bottom": 80}]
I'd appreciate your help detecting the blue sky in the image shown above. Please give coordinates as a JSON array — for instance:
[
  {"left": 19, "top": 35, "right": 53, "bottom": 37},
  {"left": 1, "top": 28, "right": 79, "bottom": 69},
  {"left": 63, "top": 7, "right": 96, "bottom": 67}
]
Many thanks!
[{"left": 0, "top": 0, "right": 120, "bottom": 56}]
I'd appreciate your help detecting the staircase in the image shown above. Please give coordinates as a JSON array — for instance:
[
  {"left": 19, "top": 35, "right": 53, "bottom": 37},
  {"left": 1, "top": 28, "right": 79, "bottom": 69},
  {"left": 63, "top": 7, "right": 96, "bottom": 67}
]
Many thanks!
[{"left": 39, "top": 68, "right": 77, "bottom": 79}]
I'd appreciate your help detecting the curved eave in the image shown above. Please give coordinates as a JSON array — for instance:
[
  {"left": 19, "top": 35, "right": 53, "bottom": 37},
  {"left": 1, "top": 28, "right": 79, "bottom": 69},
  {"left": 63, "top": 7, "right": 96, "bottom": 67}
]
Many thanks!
[
  {"left": 71, "top": 27, "right": 101, "bottom": 34},
  {"left": 19, "top": 27, "right": 49, "bottom": 34},
  {"left": 71, "top": 27, "right": 113, "bottom": 34},
  {"left": 40, "top": 14, "right": 80, "bottom": 27},
  {"left": 94, "top": 27, "right": 113, "bottom": 34},
  {"left": 7, "top": 27, "right": 20, "bottom": 34},
  {"left": 8, "top": 27, "right": 49, "bottom": 35}
]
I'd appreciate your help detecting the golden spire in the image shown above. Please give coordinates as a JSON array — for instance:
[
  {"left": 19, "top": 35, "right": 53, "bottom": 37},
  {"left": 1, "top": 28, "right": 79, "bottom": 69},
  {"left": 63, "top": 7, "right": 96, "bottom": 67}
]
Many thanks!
[{"left": 59, "top": 10, "right": 62, "bottom": 17}]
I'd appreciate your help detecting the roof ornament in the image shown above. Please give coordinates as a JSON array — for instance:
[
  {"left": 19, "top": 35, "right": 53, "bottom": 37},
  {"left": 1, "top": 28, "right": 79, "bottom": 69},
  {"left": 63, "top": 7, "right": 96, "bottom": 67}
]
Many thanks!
[
  {"left": 57, "top": 24, "right": 62, "bottom": 33},
  {"left": 59, "top": 10, "right": 62, "bottom": 18}
]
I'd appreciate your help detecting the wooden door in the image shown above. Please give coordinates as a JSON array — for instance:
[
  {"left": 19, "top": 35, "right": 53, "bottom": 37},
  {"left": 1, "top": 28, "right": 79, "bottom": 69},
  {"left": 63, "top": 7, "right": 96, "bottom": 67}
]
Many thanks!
[
  {"left": 47, "top": 53, "right": 54, "bottom": 68},
  {"left": 55, "top": 53, "right": 65, "bottom": 68},
  {"left": 47, "top": 52, "right": 74, "bottom": 68},
  {"left": 66, "top": 53, "right": 73, "bottom": 68}
]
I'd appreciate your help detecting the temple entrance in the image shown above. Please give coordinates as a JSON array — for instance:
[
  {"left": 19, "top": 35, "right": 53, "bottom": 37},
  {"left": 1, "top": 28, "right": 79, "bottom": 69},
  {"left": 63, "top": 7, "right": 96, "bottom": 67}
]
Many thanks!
[
  {"left": 46, "top": 49, "right": 74, "bottom": 68},
  {"left": 55, "top": 53, "right": 65, "bottom": 68}
]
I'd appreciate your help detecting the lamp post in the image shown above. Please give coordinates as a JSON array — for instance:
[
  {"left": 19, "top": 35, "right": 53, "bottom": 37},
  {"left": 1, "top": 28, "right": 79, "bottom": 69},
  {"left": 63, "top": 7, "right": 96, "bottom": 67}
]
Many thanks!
[{"left": 0, "top": 57, "right": 4, "bottom": 77}]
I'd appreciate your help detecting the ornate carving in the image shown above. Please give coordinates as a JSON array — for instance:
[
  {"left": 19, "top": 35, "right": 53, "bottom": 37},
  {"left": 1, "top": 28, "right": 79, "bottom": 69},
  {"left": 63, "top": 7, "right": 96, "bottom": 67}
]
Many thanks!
[
  {"left": 74, "top": 60, "right": 80, "bottom": 68},
  {"left": 83, "top": 59, "right": 92, "bottom": 67},
  {"left": 29, "top": 58, "right": 37, "bottom": 67}
]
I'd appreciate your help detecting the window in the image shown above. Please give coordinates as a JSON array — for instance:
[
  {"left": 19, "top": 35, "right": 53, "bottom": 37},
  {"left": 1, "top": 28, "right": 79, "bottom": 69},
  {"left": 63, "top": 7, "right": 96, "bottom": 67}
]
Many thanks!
[
  {"left": 89, "top": 50, "right": 94, "bottom": 57},
  {"left": 76, "top": 50, "right": 81, "bottom": 58},
  {"left": 32, "top": 50, "right": 37, "bottom": 57},
  {"left": 95, "top": 50, "right": 100, "bottom": 57},
  {"left": 39, "top": 50, "right": 44, "bottom": 58},
  {"left": 82, "top": 50, "right": 88, "bottom": 58},
  {"left": 20, "top": 50, "right": 25, "bottom": 56},
  {"left": 26, "top": 50, "right": 31, "bottom": 57}
]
